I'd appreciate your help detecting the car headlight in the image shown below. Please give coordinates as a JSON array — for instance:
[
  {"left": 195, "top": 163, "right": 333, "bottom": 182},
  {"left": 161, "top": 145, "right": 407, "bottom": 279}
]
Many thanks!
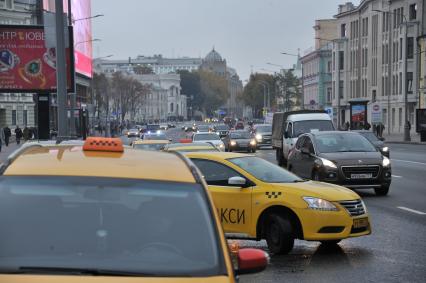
[
  {"left": 382, "top": 156, "right": 391, "bottom": 167},
  {"left": 230, "top": 140, "right": 237, "bottom": 146},
  {"left": 255, "top": 134, "right": 262, "bottom": 141},
  {"left": 218, "top": 142, "right": 225, "bottom": 149},
  {"left": 360, "top": 199, "right": 368, "bottom": 213},
  {"left": 303, "top": 197, "right": 339, "bottom": 211},
  {"left": 381, "top": 146, "right": 389, "bottom": 152},
  {"left": 250, "top": 139, "right": 256, "bottom": 146},
  {"left": 319, "top": 157, "right": 337, "bottom": 169}
]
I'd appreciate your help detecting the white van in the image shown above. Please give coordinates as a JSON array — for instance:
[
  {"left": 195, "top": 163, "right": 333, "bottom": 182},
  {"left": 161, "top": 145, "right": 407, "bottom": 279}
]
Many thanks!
[{"left": 272, "top": 111, "right": 335, "bottom": 166}]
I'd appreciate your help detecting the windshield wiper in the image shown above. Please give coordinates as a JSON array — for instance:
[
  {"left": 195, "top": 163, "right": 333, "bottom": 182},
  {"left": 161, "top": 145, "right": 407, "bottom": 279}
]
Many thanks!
[{"left": 7, "top": 267, "right": 157, "bottom": 277}]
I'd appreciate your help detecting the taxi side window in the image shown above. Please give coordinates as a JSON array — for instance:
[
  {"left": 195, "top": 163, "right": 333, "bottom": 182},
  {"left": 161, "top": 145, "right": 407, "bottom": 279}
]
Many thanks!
[{"left": 191, "top": 159, "right": 244, "bottom": 187}]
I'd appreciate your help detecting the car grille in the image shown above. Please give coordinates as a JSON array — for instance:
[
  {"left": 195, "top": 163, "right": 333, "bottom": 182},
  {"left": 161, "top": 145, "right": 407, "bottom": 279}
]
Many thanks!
[
  {"left": 339, "top": 199, "right": 366, "bottom": 216},
  {"left": 262, "top": 134, "right": 271, "bottom": 140},
  {"left": 341, "top": 165, "right": 380, "bottom": 179}
]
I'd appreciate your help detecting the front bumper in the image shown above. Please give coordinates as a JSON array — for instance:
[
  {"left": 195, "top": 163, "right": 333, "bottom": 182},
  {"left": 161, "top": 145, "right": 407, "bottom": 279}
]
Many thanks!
[
  {"left": 297, "top": 207, "right": 371, "bottom": 241},
  {"left": 229, "top": 143, "right": 256, "bottom": 151},
  {"left": 317, "top": 165, "right": 392, "bottom": 189}
]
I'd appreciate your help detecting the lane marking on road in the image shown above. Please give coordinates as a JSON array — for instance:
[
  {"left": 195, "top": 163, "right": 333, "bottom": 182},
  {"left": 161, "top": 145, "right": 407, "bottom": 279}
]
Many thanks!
[
  {"left": 391, "top": 175, "right": 402, "bottom": 178},
  {"left": 391, "top": 159, "right": 426, "bottom": 166},
  {"left": 397, "top": 206, "right": 426, "bottom": 215}
]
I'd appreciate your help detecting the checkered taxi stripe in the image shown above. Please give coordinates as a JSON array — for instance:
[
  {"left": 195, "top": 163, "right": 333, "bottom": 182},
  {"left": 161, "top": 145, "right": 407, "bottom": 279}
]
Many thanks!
[{"left": 265, "top": 192, "right": 282, "bottom": 199}]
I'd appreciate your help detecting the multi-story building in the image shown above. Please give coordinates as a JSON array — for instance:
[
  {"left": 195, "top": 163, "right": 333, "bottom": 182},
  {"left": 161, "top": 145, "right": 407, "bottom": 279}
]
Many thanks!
[
  {"left": 331, "top": 0, "right": 423, "bottom": 133},
  {"left": 200, "top": 48, "right": 244, "bottom": 118},
  {"left": 0, "top": 0, "right": 40, "bottom": 128},
  {"left": 96, "top": 55, "right": 202, "bottom": 75},
  {"left": 301, "top": 19, "right": 337, "bottom": 110},
  {"left": 131, "top": 74, "right": 187, "bottom": 122}
]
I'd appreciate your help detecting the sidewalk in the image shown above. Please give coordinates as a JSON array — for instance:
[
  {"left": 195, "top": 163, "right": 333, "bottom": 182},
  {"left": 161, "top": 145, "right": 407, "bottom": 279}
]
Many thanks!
[
  {"left": 0, "top": 141, "right": 22, "bottom": 164},
  {"left": 382, "top": 132, "right": 426, "bottom": 144}
]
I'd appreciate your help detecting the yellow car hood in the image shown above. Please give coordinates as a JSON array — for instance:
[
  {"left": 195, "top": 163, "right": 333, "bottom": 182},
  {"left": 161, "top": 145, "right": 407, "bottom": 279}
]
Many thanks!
[
  {"left": 0, "top": 275, "right": 232, "bottom": 283},
  {"left": 271, "top": 181, "right": 360, "bottom": 201}
]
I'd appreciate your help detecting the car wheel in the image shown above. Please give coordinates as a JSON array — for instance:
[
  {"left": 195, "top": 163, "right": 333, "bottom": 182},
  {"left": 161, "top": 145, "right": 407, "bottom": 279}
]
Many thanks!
[
  {"left": 320, "top": 240, "right": 341, "bottom": 246},
  {"left": 265, "top": 214, "right": 294, "bottom": 255},
  {"left": 374, "top": 185, "right": 390, "bottom": 196},
  {"left": 312, "top": 171, "right": 321, "bottom": 181}
]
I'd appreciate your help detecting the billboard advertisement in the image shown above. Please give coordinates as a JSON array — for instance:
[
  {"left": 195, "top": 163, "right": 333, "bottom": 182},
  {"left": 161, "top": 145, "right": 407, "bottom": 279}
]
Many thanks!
[
  {"left": 43, "top": 0, "right": 93, "bottom": 78},
  {"left": 351, "top": 104, "right": 366, "bottom": 122},
  {"left": 0, "top": 25, "right": 74, "bottom": 93}
]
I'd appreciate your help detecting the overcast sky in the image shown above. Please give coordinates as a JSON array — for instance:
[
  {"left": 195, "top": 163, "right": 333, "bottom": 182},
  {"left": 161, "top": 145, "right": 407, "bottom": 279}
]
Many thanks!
[{"left": 92, "top": 0, "right": 360, "bottom": 81}]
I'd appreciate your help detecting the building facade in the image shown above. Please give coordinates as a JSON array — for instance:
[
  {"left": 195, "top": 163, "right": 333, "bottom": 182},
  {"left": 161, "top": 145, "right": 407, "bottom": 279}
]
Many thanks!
[
  {"left": 301, "top": 19, "right": 337, "bottom": 110},
  {"left": 331, "top": 0, "right": 423, "bottom": 133},
  {"left": 130, "top": 74, "right": 187, "bottom": 122},
  {"left": 0, "top": 0, "right": 39, "bottom": 128}
]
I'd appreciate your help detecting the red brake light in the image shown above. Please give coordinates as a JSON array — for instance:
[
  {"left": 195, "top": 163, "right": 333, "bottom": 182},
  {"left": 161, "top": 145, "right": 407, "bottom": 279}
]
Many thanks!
[{"left": 179, "top": 139, "right": 193, "bottom": 144}]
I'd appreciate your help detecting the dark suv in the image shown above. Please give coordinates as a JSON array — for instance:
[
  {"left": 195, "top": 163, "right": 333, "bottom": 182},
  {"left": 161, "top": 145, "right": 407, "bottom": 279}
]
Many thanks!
[{"left": 287, "top": 131, "right": 392, "bottom": 196}]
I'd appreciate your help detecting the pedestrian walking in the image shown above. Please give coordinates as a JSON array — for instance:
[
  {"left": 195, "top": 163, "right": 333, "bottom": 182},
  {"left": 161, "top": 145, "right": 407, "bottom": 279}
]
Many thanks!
[
  {"left": 3, "top": 126, "right": 11, "bottom": 146},
  {"left": 15, "top": 126, "right": 23, "bottom": 145},
  {"left": 0, "top": 128, "right": 4, "bottom": 152}
]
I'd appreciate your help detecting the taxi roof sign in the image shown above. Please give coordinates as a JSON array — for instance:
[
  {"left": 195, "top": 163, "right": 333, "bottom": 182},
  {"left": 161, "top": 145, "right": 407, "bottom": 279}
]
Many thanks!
[{"left": 83, "top": 137, "right": 124, "bottom": 152}]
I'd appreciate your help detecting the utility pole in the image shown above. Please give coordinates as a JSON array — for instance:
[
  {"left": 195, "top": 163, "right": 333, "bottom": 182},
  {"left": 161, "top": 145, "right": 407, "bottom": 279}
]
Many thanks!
[
  {"left": 403, "top": 20, "right": 411, "bottom": 141},
  {"left": 55, "top": 0, "right": 68, "bottom": 138},
  {"left": 336, "top": 41, "right": 341, "bottom": 130}
]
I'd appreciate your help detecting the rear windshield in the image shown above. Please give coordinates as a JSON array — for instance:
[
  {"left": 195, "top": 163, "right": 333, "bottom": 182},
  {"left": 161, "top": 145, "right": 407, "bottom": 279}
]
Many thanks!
[
  {"left": 193, "top": 134, "right": 220, "bottom": 141},
  {"left": 293, "top": 120, "right": 334, "bottom": 137},
  {"left": 133, "top": 143, "right": 166, "bottom": 151},
  {"left": 0, "top": 176, "right": 225, "bottom": 277},
  {"left": 315, "top": 133, "right": 377, "bottom": 153},
  {"left": 230, "top": 131, "right": 251, "bottom": 139}
]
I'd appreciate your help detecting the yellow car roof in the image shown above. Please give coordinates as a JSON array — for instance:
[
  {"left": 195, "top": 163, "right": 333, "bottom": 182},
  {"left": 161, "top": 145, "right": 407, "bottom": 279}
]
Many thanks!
[
  {"left": 4, "top": 145, "right": 195, "bottom": 183},
  {"left": 133, "top": 139, "right": 170, "bottom": 145}
]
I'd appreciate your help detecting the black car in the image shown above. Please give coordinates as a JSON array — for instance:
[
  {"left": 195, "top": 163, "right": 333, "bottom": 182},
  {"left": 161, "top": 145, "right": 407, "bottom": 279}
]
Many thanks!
[
  {"left": 287, "top": 131, "right": 392, "bottom": 196},
  {"left": 353, "top": 130, "right": 389, "bottom": 157},
  {"left": 223, "top": 130, "right": 257, "bottom": 153},
  {"left": 213, "top": 124, "right": 230, "bottom": 138},
  {"left": 252, "top": 124, "right": 272, "bottom": 148}
]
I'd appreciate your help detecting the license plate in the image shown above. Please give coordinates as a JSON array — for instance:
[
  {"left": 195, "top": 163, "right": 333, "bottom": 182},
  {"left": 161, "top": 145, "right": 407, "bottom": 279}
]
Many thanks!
[
  {"left": 353, "top": 218, "right": 369, "bottom": 228},
  {"left": 350, "top": 173, "right": 372, "bottom": 179}
]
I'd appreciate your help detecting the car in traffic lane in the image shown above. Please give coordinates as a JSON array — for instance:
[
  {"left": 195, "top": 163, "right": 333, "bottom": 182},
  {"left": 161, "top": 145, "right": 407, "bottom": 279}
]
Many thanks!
[
  {"left": 353, "top": 130, "right": 390, "bottom": 157},
  {"left": 132, "top": 139, "right": 170, "bottom": 151},
  {"left": 0, "top": 138, "right": 268, "bottom": 282},
  {"left": 223, "top": 130, "right": 257, "bottom": 153},
  {"left": 186, "top": 152, "right": 371, "bottom": 255},
  {"left": 193, "top": 132, "right": 225, "bottom": 151},
  {"left": 252, "top": 124, "right": 272, "bottom": 147},
  {"left": 287, "top": 131, "right": 392, "bottom": 195}
]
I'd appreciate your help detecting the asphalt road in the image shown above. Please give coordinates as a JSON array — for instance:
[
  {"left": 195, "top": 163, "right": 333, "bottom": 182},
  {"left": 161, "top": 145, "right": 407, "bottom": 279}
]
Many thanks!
[{"left": 123, "top": 128, "right": 426, "bottom": 282}]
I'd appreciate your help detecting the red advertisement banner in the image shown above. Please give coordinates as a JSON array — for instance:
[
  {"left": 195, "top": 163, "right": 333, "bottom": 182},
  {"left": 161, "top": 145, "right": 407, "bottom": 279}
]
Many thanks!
[{"left": 0, "top": 25, "right": 74, "bottom": 93}]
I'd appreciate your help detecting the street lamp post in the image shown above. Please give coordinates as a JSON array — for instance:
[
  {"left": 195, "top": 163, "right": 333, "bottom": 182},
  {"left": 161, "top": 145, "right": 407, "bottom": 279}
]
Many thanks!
[{"left": 280, "top": 51, "right": 302, "bottom": 110}]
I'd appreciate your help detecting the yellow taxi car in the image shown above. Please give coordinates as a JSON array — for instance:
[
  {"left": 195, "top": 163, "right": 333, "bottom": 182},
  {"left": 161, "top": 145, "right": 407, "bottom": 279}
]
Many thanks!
[
  {"left": 132, "top": 139, "right": 170, "bottom": 151},
  {"left": 0, "top": 137, "right": 268, "bottom": 282},
  {"left": 185, "top": 152, "right": 371, "bottom": 255}
]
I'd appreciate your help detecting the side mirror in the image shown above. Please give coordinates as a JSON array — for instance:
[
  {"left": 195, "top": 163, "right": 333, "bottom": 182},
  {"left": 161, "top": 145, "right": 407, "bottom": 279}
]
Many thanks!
[
  {"left": 228, "top": 176, "right": 246, "bottom": 187},
  {"left": 301, "top": 147, "right": 310, "bottom": 155},
  {"left": 284, "top": 131, "right": 289, "bottom": 139},
  {"left": 236, "top": 248, "right": 269, "bottom": 275},
  {"left": 169, "top": 139, "right": 173, "bottom": 142}
]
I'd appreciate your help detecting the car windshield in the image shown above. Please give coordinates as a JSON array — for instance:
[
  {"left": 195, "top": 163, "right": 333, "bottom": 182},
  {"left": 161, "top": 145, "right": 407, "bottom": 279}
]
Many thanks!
[
  {"left": 215, "top": 125, "right": 229, "bottom": 131},
  {"left": 0, "top": 176, "right": 224, "bottom": 277},
  {"left": 293, "top": 120, "right": 334, "bottom": 137},
  {"left": 229, "top": 157, "right": 302, "bottom": 183},
  {"left": 144, "top": 134, "right": 168, "bottom": 140},
  {"left": 197, "top": 126, "right": 210, "bottom": 131},
  {"left": 146, "top": 125, "right": 160, "bottom": 131},
  {"left": 230, "top": 131, "right": 251, "bottom": 139},
  {"left": 359, "top": 132, "right": 380, "bottom": 142},
  {"left": 133, "top": 143, "right": 166, "bottom": 151},
  {"left": 255, "top": 125, "right": 272, "bottom": 133},
  {"left": 193, "top": 134, "right": 220, "bottom": 141},
  {"left": 315, "top": 133, "right": 377, "bottom": 153}
]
